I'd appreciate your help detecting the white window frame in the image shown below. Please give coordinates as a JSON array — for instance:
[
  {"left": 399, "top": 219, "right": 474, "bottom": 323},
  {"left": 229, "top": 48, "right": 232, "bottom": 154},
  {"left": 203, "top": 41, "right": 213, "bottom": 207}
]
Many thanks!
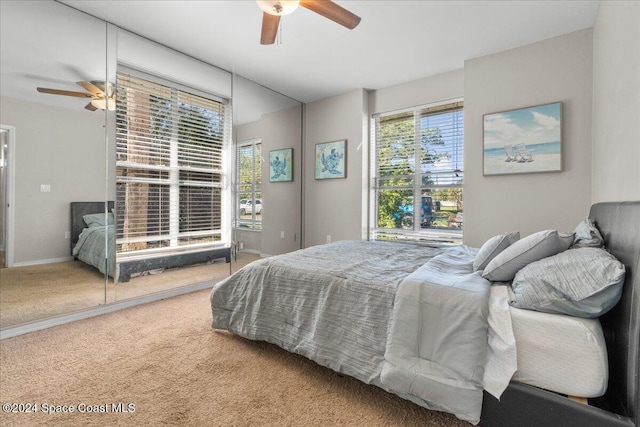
[
  {"left": 370, "top": 98, "right": 464, "bottom": 245},
  {"left": 236, "top": 139, "right": 262, "bottom": 231}
]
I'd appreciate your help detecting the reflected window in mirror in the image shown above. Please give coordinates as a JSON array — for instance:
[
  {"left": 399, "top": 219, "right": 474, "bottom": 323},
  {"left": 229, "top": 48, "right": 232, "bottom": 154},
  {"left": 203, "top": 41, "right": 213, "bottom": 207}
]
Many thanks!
[
  {"left": 236, "top": 139, "right": 262, "bottom": 231},
  {"left": 115, "top": 69, "right": 230, "bottom": 267}
]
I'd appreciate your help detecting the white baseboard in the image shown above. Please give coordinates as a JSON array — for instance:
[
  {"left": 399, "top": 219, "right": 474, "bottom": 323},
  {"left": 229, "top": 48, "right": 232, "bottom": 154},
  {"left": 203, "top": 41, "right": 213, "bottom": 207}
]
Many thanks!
[
  {"left": 239, "top": 248, "right": 261, "bottom": 255},
  {"left": 13, "top": 256, "right": 74, "bottom": 267}
]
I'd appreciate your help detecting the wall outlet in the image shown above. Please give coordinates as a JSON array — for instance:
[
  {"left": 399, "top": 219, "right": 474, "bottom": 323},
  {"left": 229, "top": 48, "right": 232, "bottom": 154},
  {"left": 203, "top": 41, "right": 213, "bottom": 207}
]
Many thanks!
[
  {"left": 64, "top": 231, "right": 70, "bottom": 239},
  {"left": 326, "top": 235, "right": 331, "bottom": 244},
  {"left": 40, "top": 184, "right": 51, "bottom": 193},
  {"left": 281, "top": 231, "right": 285, "bottom": 239},
  {"left": 238, "top": 242, "right": 244, "bottom": 250}
]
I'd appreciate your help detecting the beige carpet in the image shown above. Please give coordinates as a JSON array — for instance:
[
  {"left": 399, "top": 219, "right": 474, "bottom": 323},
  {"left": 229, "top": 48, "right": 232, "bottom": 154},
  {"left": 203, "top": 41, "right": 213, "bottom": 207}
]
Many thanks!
[
  {"left": 0, "top": 253, "right": 258, "bottom": 327},
  {"left": 0, "top": 288, "right": 469, "bottom": 427}
]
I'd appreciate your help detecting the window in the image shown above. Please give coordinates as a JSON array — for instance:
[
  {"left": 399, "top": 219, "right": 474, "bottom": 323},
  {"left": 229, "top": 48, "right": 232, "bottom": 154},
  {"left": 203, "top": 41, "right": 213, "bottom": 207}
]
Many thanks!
[
  {"left": 115, "top": 70, "right": 229, "bottom": 257},
  {"left": 371, "top": 100, "right": 463, "bottom": 244},
  {"left": 236, "top": 139, "right": 262, "bottom": 230}
]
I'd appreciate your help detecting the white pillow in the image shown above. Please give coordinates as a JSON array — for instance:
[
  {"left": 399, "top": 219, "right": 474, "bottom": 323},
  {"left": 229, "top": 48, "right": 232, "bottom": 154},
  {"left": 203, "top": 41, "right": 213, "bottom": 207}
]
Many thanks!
[
  {"left": 473, "top": 231, "right": 520, "bottom": 271},
  {"left": 482, "top": 230, "right": 574, "bottom": 282}
]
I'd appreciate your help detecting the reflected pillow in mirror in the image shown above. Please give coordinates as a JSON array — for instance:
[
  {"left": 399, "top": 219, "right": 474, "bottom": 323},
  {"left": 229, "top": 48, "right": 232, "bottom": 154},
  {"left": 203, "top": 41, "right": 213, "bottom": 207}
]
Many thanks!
[{"left": 83, "top": 212, "right": 114, "bottom": 228}]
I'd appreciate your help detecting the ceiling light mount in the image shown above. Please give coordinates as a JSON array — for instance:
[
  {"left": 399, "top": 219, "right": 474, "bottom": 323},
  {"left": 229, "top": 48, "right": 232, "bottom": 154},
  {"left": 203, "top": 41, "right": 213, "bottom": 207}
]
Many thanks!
[
  {"left": 257, "top": 1, "right": 300, "bottom": 16},
  {"left": 90, "top": 96, "right": 116, "bottom": 111},
  {"left": 258, "top": 0, "right": 361, "bottom": 45}
]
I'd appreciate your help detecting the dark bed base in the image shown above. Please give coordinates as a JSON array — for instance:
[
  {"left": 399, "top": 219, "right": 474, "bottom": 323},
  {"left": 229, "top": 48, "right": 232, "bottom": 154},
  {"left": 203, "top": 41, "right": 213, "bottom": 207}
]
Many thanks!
[
  {"left": 481, "top": 384, "right": 635, "bottom": 427},
  {"left": 71, "top": 201, "right": 231, "bottom": 282},
  {"left": 480, "top": 201, "right": 640, "bottom": 427},
  {"left": 117, "top": 247, "right": 231, "bottom": 282}
]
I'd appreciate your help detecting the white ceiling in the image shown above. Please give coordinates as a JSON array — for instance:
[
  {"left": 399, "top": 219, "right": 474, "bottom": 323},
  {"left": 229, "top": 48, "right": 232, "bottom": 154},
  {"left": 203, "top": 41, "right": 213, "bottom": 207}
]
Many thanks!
[{"left": 56, "top": 1, "right": 600, "bottom": 103}]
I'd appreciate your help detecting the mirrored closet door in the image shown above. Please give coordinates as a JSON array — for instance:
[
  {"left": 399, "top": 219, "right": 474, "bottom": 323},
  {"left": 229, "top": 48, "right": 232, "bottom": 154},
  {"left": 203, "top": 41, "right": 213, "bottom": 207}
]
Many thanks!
[
  {"left": 0, "top": 1, "right": 110, "bottom": 328},
  {"left": 233, "top": 76, "right": 303, "bottom": 258},
  {"left": 0, "top": 0, "right": 305, "bottom": 332}
]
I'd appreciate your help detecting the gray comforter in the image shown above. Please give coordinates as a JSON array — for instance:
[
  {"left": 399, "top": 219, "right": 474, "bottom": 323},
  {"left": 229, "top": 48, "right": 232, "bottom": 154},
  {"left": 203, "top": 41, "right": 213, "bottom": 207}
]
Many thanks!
[
  {"left": 210, "top": 240, "right": 490, "bottom": 423},
  {"left": 72, "top": 224, "right": 116, "bottom": 278}
]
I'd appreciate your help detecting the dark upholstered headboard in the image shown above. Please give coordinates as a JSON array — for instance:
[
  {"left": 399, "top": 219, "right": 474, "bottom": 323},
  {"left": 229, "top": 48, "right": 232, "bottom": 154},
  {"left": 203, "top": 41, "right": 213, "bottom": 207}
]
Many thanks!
[
  {"left": 70, "top": 201, "right": 114, "bottom": 254},
  {"left": 590, "top": 201, "right": 640, "bottom": 424},
  {"left": 481, "top": 201, "right": 639, "bottom": 427}
]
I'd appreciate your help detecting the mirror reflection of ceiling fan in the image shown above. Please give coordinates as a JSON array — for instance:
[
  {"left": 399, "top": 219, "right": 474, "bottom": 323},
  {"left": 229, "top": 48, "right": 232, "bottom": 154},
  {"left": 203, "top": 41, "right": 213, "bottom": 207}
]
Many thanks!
[
  {"left": 257, "top": 0, "right": 361, "bottom": 45},
  {"left": 36, "top": 81, "right": 115, "bottom": 111}
]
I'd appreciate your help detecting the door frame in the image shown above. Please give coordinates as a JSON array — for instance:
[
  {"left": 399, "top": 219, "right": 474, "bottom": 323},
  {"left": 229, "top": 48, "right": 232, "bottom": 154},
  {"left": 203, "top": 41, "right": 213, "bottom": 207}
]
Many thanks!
[{"left": 1, "top": 124, "right": 16, "bottom": 267}]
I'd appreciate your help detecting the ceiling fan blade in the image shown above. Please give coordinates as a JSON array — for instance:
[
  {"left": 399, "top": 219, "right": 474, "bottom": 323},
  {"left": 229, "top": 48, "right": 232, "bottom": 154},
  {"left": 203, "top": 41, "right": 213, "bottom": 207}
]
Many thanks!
[
  {"left": 261, "top": 12, "right": 280, "bottom": 45},
  {"left": 77, "top": 80, "right": 104, "bottom": 96},
  {"left": 37, "top": 87, "right": 92, "bottom": 98},
  {"left": 84, "top": 102, "right": 98, "bottom": 111},
  {"left": 300, "top": 0, "right": 361, "bottom": 29}
]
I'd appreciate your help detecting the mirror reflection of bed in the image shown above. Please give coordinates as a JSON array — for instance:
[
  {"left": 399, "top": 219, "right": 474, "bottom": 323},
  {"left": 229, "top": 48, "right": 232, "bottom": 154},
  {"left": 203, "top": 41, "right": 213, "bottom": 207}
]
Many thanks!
[{"left": 70, "top": 201, "right": 237, "bottom": 299}]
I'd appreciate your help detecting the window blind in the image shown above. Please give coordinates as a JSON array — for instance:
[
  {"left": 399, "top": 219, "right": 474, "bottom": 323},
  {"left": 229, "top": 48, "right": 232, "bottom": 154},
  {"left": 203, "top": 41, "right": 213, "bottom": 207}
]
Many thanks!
[
  {"left": 372, "top": 100, "right": 463, "bottom": 244},
  {"left": 115, "top": 71, "right": 228, "bottom": 256}
]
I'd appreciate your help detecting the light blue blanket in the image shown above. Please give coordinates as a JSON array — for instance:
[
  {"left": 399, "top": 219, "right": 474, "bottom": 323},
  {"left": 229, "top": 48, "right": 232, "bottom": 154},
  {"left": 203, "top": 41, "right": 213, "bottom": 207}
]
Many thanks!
[{"left": 381, "top": 245, "right": 490, "bottom": 424}]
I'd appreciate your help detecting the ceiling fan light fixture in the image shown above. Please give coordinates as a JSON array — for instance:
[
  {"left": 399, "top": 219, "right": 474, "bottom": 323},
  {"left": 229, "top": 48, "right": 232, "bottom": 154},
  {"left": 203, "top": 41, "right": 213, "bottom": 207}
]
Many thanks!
[
  {"left": 90, "top": 97, "right": 116, "bottom": 111},
  {"left": 257, "top": 0, "right": 300, "bottom": 16}
]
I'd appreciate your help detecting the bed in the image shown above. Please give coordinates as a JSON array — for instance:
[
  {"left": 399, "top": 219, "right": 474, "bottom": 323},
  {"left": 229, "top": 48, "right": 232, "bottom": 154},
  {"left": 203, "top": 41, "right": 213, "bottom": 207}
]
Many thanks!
[
  {"left": 210, "top": 201, "right": 639, "bottom": 426},
  {"left": 71, "top": 201, "right": 115, "bottom": 278},
  {"left": 71, "top": 201, "right": 232, "bottom": 282},
  {"left": 481, "top": 201, "right": 639, "bottom": 427}
]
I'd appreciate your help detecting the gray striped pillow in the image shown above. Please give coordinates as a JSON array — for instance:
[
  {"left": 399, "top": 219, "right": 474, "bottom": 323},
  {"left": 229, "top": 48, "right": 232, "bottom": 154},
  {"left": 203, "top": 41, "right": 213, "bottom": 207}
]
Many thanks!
[
  {"left": 473, "top": 231, "right": 520, "bottom": 271},
  {"left": 510, "top": 247, "right": 625, "bottom": 318},
  {"left": 482, "top": 230, "right": 574, "bottom": 282}
]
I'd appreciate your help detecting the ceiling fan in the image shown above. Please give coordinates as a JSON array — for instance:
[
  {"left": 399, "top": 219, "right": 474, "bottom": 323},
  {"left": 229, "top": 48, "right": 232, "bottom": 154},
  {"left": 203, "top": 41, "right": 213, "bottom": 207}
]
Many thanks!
[
  {"left": 36, "top": 81, "right": 115, "bottom": 111},
  {"left": 257, "top": 0, "right": 361, "bottom": 45}
]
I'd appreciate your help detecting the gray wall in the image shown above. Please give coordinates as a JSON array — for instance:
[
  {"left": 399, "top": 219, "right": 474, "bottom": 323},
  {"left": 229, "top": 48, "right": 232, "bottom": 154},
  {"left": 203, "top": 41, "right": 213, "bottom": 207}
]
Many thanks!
[
  {"left": 592, "top": 1, "right": 640, "bottom": 202},
  {"left": 369, "top": 69, "right": 464, "bottom": 115},
  {"left": 260, "top": 105, "right": 303, "bottom": 256},
  {"left": 234, "top": 105, "right": 303, "bottom": 256},
  {"left": 0, "top": 97, "right": 106, "bottom": 264},
  {"left": 296, "top": 3, "right": 638, "bottom": 250},
  {"left": 304, "top": 30, "right": 598, "bottom": 249},
  {"left": 463, "top": 29, "right": 594, "bottom": 247},
  {"left": 303, "top": 89, "right": 368, "bottom": 247}
]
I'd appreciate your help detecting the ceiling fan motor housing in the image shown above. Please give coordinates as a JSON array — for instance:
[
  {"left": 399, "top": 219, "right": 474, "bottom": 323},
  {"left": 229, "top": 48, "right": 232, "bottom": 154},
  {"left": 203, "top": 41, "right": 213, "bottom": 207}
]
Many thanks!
[{"left": 257, "top": 0, "right": 300, "bottom": 16}]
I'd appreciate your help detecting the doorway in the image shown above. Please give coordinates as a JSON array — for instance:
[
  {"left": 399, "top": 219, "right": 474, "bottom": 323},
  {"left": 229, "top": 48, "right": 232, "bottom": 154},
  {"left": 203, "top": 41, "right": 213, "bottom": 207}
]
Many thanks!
[{"left": 0, "top": 125, "right": 15, "bottom": 268}]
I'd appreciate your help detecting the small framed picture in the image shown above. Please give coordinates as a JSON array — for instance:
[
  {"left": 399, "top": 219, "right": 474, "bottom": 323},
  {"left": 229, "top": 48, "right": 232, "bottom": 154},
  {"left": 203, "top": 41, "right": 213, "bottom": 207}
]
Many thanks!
[
  {"left": 315, "top": 140, "right": 346, "bottom": 180},
  {"left": 483, "top": 102, "right": 562, "bottom": 176},
  {"left": 269, "top": 148, "right": 293, "bottom": 182}
]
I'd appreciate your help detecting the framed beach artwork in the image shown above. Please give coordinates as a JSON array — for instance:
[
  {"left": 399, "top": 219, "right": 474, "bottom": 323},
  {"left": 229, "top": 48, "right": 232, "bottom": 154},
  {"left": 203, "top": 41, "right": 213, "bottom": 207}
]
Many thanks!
[
  {"left": 315, "top": 140, "right": 347, "bottom": 180},
  {"left": 483, "top": 102, "right": 562, "bottom": 176},
  {"left": 269, "top": 148, "right": 293, "bottom": 182}
]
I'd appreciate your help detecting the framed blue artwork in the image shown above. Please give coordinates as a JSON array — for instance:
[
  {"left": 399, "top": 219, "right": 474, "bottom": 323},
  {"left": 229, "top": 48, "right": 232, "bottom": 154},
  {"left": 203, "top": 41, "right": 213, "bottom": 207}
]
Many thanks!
[
  {"left": 269, "top": 148, "right": 293, "bottom": 182},
  {"left": 315, "top": 140, "right": 346, "bottom": 180}
]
